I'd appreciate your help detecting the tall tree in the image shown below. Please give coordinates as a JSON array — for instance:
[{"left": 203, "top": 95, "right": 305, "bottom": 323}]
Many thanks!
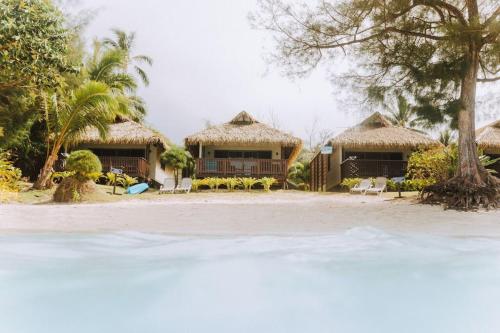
[
  {"left": 253, "top": 0, "right": 500, "bottom": 209},
  {"left": 0, "top": 0, "right": 73, "bottom": 146},
  {"left": 103, "top": 29, "right": 153, "bottom": 86}
]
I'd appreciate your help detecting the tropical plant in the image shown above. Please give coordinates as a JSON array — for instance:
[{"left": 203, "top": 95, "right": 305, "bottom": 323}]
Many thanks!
[
  {"left": 160, "top": 147, "right": 189, "bottom": 187},
  {"left": 86, "top": 46, "right": 146, "bottom": 121},
  {"left": 50, "top": 171, "right": 75, "bottom": 184},
  {"left": 259, "top": 177, "right": 277, "bottom": 191},
  {"left": 240, "top": 177, "right": 258, "bottom": 191},
  {"left": 204, "top": 177, "right": 217, "bottom": 191},
  {"left": 253, "top": 0, "right": 500, "bottom": 209},
  {"left": 65, "top": 150, "right": 102, "bottom": 181},
  {"left": 385, "top": 95, "right": 421, "bottom": 129},
  {"left": 102, "top": 29, "right": 153, "bottom": 86},
  {"left": 479, "top": 155, "right": 500, "bottom": 175},
  {"left": 406, "top": 148, "right": 457, "bottom": 183},
  {"left": 340, "top": 178, "right": 362, "bottom": 190},
  {"left": 287, "top": 161, "right": 310, "bottom": 190},
  {"left": 191, "top": 179, "right": 205, "bottom": 192},
  {"left": 33, "top": 82, "right": 119, "bottom": 189},
  {"left": 225, "top": 178, "right": 241, "bottom": 192},
  {"left": 439, "top": 130, "right": 455, "bottom": 147},
  {"left": 121, "top": 174, "right": 138, "bottom": 188},
  {"left": 0, "top": 151, "right": 22, "bottom": 193}
]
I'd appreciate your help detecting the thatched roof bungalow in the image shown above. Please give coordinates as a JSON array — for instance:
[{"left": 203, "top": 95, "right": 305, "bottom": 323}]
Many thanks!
[
  {"left": 476, "top": 119, "right": 500, "bottom": 152},
  {"left": 310, "top": 112, "right": 441, "bottom": 191},
  {"left": 185, "top": 111, "right": 302, "bottom": 181},
  {"left": 476, "top": 119, "right": 500, "bottom": 174},
  {"left": 73, "top": 119, "right": 172, "bottom": 182}
]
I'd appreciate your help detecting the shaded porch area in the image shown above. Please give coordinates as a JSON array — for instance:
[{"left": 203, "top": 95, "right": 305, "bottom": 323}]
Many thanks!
[
  {"left": 195, "top": 158, "right": 288, "bottom": 181},
  {"left": 341, "top": 159, "right": 408, "bottom": 179}
]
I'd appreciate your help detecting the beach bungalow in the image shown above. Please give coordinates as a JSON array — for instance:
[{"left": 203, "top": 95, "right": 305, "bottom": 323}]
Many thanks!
[
  {"left": 74, "top": 119, "right": 172, "bottom": 183},
  {"left": 310, "top": 112, "right": 441, "bottom": 191},
  {"left": 185, "top": 111, "right": 302, "bottom": 182},
  {"left": 476, "top": 119, "right": 500, "bottom": 174}
]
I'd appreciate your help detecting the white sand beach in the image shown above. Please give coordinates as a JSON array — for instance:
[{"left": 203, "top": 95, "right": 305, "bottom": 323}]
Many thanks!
[{"left": 0, "top": 192, "right": 498, "bottom": 236}]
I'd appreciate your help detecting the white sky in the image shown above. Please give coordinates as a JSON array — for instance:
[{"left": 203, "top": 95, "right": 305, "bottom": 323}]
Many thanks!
[{"left": 77, "top": 0, "right": 498, "bottom": 145}]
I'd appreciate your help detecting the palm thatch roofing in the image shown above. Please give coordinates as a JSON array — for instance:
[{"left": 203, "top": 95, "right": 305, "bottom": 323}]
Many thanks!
[
  {"left": 329, "top": 112, "right": 440, "bottom": 149},
  {"left": 476, "top": 119, "right": 500, "bottom": 151},
  {"left": 75, "top": 119, "right": 170, "bottom": 150},
  {"left": 185, "top": 111, "right": 302, "bottom": 148}
]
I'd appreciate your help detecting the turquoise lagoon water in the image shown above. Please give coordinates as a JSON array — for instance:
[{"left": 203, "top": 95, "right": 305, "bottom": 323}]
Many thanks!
[{"left": 1, "top": 227, "right": 500, "bottom": 333}]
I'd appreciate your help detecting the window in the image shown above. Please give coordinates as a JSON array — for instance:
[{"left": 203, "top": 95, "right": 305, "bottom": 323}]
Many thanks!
[{"left": 214, "top": 150, "right": 272, "bottom": 159}]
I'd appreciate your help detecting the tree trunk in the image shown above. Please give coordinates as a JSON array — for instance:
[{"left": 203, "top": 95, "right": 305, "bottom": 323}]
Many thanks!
[
  {"left": 455, "top": 44, "right": 486, "bottom": 183},
  {"left": 32, "top": 151, "right": 58, "bottom": 190}
]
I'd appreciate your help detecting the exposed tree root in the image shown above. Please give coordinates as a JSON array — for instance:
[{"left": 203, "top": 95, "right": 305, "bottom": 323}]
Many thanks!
[{"left": 421, "top": 175, "right": 500, "bottom": 211}]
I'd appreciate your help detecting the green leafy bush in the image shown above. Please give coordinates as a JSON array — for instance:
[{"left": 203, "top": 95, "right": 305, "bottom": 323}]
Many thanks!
[
  {"left": 240, "top": 177, "right": 258, "bottom": 191},
  {"left": 259, "top": 177, "right": 277, "bottom": 191},
  {"left": 406, "top": 147, "right": 457, "bottom": 183},
  {"left": 225, "top": 178, "right": 241, "bottom": 191},
  {"left": 0, "top": 152, "right": 22, "bottom": 200},
  {"left": 191, "top": 179, "right": 205, "bottom": 192},
  {"left": 288, "top": 161, "right": 310, "bottom": 190},
  {"left": 104, "top": 172, "right": 137, "bottom": 188},
  {"left": 340, "top": 178, "right": 362, "bottom": 190},
  {"left": 50, "top": 171, "right": 75, "bottom": 184},
  {"left": 65, "top": 150, "right": 102, "bottom": 181}
]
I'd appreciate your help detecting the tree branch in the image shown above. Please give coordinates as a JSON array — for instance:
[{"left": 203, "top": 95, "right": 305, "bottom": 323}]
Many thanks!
[{"left": 478, "top": 76, "right": 500, "bottom": 82}]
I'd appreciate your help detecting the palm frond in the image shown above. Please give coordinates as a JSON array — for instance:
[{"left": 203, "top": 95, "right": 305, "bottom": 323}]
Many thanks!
[
  {"left": 133, "top": 54, "right": 153, "bottom": 66},
  {"left": 87, "top": 49, "right": 127, "bottom": 82},
  {"left": 134, "top": 66, "right": 150, "bottom": 86}
]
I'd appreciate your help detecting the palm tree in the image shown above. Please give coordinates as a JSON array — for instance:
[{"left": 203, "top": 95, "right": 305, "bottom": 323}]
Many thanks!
[
  {"left": 86, "top": 46, "right": 146, "bottom": 121},
  {"left": 439, "top": 129, "right": 455, "bottom": 146},
  {"left": 33, "top": 81, "right": 119, "bottom": 189},
  {"left": 385, "top": 95, "right": 420, "bottom": 129},
  {"left": 103, "top": 29, "right": 153, "bottom": 86}
]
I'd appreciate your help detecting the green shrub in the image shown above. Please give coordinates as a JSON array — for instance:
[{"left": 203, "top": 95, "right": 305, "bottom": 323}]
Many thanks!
[
  {"left": 340, "top": 178, "right": 362, "bottom": 190},
  {"left": 406, "top": 147, "right": 457, "bottom": 183},
  {"left": 122, "top": 174, "right": 138, "bottom": 189},
  {"left": 65, "top": 150, "right": 102, "bottom": 181},
  {"left": 0, "top": 152, "right": 22, "bottom": 200},
  {"left": 191, "top": 179, "right": 205, "bottom": 192},
  {"left": 104, "top": 172, "right": 137, "bottom": 188},
  {"left": 205, "top": 177, "right": 217, "bottom": 191},
  {"left": 259, "top": 177, "right": 277, "bottom": 191},
  {"left": 240, "top": 177, "right": 258, "bottom": 191},
  {"left": 50, "top": 171, "right": 75, "bottom": 184},
  {"left": 225, "top": 177, "right": 241, "bottom": 191},
  {"left": 288, "top": 161, "right": 310, "bottom": 190}
]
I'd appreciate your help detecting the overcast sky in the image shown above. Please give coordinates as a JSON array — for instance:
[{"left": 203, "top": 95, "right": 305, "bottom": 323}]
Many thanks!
[{"left": 77, "top": 0, "right": 497, "bottom": 145}]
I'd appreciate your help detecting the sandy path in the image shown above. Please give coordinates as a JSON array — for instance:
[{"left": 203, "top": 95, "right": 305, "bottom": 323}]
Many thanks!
[{"left": 0, "top": 192, "right": 498, "bottom": 236}]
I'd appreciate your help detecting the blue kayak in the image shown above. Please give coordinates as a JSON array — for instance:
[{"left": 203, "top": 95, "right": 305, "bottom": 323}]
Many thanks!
[{"left": 126, "top": 183, "right": 149, "bottom": 194}]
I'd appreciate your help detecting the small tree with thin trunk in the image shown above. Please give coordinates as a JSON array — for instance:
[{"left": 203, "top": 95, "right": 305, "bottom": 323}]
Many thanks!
[
  {"left": 160, "top": 147, "right": 189, "bottom": 187},
  {"left": 252, "top": 0, "right": 500, "bottom": 209}
]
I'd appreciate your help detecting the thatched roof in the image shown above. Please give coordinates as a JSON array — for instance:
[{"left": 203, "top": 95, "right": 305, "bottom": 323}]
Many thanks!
[
  {"left": 185, "top": 111, "right": 302, "bottom": 147},
  {"left": 75, "top": 120, "right": 170, "bottom": 149},
  {"left": 476, "top": 119, "right": 500, "bottom": 150},
  {"left": 330, "top": 112, "right": 440, "bottom": 149}
]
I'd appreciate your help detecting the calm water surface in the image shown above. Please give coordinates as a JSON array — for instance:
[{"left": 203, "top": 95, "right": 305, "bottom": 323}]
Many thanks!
[{"left": 1, "top": 227, "right": 500, "bottom": 333}]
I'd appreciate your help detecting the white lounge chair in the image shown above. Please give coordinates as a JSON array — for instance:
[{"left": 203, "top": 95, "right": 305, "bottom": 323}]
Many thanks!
[
  {"left": 350, "top": 179, "right": 372, "bottom": 194},
  {"left": 175, "top": 178, "right": 192, "bottom": 193},
  {"left": 159, "top": 178, "right": 176, "bottom": 194},
  {"left": 366, "top": 177, "right": 387, "bottom": 195}
]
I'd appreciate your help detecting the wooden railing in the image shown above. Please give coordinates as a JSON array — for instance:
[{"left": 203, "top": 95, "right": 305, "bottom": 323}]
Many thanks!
[
  {"left": 196, "top": 158, "right": 288, "bottom": 180},
  {"left": 99, "top": 156, "right": 149, "bottom": 179},
  {"left": 341, "top": 159, "right": 408, "bottom": 179}
]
